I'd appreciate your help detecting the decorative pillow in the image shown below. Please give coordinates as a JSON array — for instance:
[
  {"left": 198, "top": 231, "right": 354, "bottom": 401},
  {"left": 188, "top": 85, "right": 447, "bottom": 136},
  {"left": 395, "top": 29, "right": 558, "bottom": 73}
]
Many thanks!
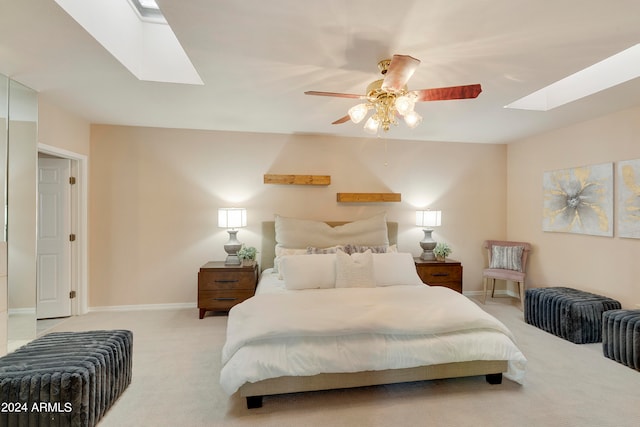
[
  {"left": 335, "top": 250, "right": 375, "bottom": 288},
  {"left": 275, "top": 213, "right": 389, "bottom": 248},
  {"left": 343, "top": 244, "right": 388, "bottom": 254},
  {"left": 273, "top": 245, "right": 308, "bottom": 275},
  {"left": 307, "top": 245, "right": 345, "bottom": 254},
  {"left": 280, "top": 254, "right": 336, "bottom": 290},
  {"left": 372, "top": 252, "right": 424, "bottom": 286},
  {"left": 489, "top": 245, "right": 524, "bottom": 271}
]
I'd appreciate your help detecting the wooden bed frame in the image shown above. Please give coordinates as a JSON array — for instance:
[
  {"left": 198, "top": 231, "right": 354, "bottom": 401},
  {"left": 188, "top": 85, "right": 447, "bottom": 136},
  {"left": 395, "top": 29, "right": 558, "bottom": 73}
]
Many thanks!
[{"left": 239, "top": 220, "right": 509, "bottom": 409}]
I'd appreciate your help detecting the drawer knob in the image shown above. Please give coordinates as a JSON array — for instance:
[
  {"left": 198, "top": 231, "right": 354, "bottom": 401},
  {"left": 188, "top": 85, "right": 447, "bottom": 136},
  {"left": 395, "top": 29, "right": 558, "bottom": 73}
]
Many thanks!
[
  {"left": 214, "top": 279, "right": 239, "bottom": 283},
  {"left": 431, "top": 273, "right": 449, "bottom": 277},
  {"left": 214, "top": 297, "right": 238, "bottom": 301}
]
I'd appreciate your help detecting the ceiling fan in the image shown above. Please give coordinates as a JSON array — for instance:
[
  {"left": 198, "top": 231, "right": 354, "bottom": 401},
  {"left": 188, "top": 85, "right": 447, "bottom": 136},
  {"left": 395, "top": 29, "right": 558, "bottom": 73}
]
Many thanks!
[{"left": 305, "top": 54, "right": 482, "bottom": 134}]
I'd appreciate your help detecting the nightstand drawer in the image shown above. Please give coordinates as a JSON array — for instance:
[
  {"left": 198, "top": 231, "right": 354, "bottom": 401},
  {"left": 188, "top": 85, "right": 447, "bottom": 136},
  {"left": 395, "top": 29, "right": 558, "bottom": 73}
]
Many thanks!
[
  {"left": 414, "top": 258, "right": 463, "bottom": 293},
  {"left": 199, "top": 271, "right": 256, "bottom": 290},
  {"left": 198, "top": 261, "right": 258, "bottom": 318},
  {"left": 418, "top": 266, "right": 462, "bottom": 283},
  {"left": 198, "top": 290, "right": 254, "bottom": 310}
]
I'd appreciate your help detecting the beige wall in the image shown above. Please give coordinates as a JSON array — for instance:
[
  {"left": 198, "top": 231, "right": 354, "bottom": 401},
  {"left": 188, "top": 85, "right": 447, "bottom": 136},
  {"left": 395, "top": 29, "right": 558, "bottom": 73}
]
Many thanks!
[
  {"left": 89, "top": 125, "right": 507, "bottom": 308},
  {"left": 38, "top": 96, "right": 91, "bottom": 156},
  {"left": 32, "top": 97, "right": 640, "bottom": 312},
  {"left": 507, "top": 106, "right": 640, "bottom": 308}
]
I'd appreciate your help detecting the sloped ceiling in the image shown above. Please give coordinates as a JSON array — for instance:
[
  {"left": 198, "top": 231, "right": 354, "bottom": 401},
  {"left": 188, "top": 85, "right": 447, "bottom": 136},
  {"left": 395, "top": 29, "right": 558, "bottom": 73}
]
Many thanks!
[{"left": 1, "top": 0, "right": 639, "bottom": 143}]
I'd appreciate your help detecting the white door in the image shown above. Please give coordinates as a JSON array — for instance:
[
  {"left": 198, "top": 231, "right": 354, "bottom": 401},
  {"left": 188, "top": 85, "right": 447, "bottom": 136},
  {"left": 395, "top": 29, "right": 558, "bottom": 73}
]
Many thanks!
[{"left": 37, "top": 157, "right": 72, "bottom": 319}]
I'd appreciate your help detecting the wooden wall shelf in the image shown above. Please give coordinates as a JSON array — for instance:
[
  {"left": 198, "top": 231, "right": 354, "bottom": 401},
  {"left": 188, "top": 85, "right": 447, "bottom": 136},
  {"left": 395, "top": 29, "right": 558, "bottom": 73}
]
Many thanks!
[
  {"left": 336, "top": 193, "right": 402, "bottom": 203},
  {"left": 263, "top": 174, "right": 331, "bottom": 186}
]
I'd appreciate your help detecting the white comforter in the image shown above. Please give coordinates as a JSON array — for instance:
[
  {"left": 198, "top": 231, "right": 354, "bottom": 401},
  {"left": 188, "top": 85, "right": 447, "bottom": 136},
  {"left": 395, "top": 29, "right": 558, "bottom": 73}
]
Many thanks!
[{"left": 220, "top": 284, "right": 527, "bottom": 395}]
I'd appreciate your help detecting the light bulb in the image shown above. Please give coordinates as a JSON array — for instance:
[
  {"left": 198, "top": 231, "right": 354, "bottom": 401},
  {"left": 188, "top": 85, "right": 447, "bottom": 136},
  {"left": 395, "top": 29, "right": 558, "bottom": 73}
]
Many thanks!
[
  {"left": 403, "top": 110, "right": 423, "bottom": 129},
  {"left": 363, "top": 116, "right": 380, "bottom": 134},
  {"left": 395, "top": 95, "right": 415, "bottom": 115},
  {"left": 348, "top": 103, "right": 369, "bottom": 123}
]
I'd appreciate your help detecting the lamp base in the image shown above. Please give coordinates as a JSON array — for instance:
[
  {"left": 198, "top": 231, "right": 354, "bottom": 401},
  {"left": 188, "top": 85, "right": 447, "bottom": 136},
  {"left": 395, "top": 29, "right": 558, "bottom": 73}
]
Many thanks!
[
  {"left": 224, "top": 254, "right": 241, "bottom": 266},
  {"left": 420, "top": 251, "right": 436, "bottom": 261},
  {"left": 223, "top": 230, "right": 242, "bottom": 265},
  {"left": 419, "top": 229, "right": 437, "bottom": 261}
]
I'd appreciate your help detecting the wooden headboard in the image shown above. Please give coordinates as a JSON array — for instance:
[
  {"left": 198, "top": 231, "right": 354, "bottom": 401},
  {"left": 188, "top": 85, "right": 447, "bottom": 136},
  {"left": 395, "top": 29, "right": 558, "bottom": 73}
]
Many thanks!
[{"left": 260, "top": 221, "right": 398, "bottom": 271}]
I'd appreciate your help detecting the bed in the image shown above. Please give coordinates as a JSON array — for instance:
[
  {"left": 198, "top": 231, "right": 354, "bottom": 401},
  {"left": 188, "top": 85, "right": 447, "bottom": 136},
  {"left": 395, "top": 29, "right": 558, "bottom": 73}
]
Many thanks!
[{"left": 220, "top": 214, "right": 527, "bottom": 408}]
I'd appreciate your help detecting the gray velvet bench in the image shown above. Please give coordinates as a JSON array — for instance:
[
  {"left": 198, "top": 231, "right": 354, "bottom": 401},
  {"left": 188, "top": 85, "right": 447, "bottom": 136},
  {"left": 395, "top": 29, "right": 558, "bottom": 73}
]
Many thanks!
[
  {"left": 603, "top": 309, "right": 640, "bottom": 371},
  {"left": 0, "top": 330, "right": 132, "bottom": 427},
  {"left": 525, "top": 287, "right": 621, "bottom": 344}
]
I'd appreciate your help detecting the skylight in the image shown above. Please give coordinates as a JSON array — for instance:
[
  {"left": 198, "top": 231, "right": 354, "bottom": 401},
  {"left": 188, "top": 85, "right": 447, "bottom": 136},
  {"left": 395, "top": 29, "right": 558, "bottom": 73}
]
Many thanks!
[
  {"left": 129, "top": 0, "right": 166, "bottom": 24},
  {"left": 505, "top": 43, "right": 640, "bottom": 111},
  {"left": 54, "top": 0, "right": 202, "bottom": 85}
]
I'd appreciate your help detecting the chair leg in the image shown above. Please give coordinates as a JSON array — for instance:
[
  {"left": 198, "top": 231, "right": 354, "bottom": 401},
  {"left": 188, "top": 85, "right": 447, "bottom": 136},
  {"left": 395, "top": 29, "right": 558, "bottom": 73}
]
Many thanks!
[
  {"left": 518, "top": 281, "right": 525, "bottom": 311},
  {"left": 482, "top": 277, "right": 487, "bottom": 304},
  {"left": 490, "top": 278, "right": 496, "bottom": 298}
]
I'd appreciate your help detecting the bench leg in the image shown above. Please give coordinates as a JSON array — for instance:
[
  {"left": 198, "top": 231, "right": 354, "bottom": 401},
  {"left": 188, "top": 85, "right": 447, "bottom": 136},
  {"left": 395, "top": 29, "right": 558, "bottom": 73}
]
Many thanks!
[
  {"left": 246, "top": 395, "right": 263, "bottom": 409},
  {"left": 485, "top": 373, "right": 503, "bottom": 385}
]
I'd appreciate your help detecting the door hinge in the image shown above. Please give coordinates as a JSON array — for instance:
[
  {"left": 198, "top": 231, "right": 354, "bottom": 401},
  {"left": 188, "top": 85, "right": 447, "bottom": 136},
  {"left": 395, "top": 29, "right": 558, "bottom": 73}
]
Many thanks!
[
  {"left": 69, "top": 234, "right": 76, "bottom": 242},
  {"left": 69, "top": 290, "right": 77, "bottom": 299},
  {"left": 69, "top": 176, "right": 76, "bottom": 185}
]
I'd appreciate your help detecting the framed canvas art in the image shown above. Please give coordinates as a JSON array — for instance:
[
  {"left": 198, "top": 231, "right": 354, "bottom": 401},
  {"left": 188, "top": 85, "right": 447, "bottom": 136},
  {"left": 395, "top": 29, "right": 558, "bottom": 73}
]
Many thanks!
[
  {"left": 617, "top": 159, "right": 640, "bottom": 238},
  {"left": 542, "top": 162, "right": 613, "bottom": 236}
]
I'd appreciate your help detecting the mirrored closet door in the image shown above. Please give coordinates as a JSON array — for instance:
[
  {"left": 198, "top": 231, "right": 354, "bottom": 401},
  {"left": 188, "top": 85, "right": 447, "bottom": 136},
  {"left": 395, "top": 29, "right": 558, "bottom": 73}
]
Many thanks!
[{"left": 1, "top": 73, "right": 38, "bottom": 354}]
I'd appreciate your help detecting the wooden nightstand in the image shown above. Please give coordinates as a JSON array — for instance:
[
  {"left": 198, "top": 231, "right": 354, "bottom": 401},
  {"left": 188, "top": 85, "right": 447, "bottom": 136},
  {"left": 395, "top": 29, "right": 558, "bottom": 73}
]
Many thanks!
[
  {"left": 414, "top": 258, "right": 463, "bottom": 293},
  {"left": 198, "top": 261, "right": 258, "bottom": 318}
]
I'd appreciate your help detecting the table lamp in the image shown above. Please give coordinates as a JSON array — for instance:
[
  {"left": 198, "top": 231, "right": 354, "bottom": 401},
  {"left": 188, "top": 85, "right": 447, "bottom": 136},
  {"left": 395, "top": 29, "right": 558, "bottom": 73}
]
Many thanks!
[
  {"left": 217, "top": 208, "right": 247, "bottom": 265},
  {"left": 416, "top": 210, "right": 441, "bottom": 261}
]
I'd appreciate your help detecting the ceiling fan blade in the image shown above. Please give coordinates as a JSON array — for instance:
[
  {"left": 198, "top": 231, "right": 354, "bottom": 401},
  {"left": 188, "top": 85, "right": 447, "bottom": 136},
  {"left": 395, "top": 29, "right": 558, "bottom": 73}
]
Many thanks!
[
  {"left": 332, "top": 115, "right": 351, "bottom": 125},
  {"left": 305, "top": 91, "right": 365, "bottom": 99},
  {"left": 381, "top": 55, "right": 421, "bottom": 91},
  {"left": 413, "top": 84, "right": 482, "bottom": 102}
]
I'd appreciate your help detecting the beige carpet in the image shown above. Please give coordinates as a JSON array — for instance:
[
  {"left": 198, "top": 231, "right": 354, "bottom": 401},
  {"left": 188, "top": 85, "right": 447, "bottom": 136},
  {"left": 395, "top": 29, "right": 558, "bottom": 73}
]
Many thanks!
[{"left": 45, "top": 298, "right": 640, "bottom": 427}]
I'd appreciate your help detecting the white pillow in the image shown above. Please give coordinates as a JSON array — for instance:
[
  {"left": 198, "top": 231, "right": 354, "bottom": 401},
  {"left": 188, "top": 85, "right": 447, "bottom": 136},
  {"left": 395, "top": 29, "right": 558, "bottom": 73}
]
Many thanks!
[
  {"left": 372, "top": 252, "right": 423, "bottom": 286},
  {"left": 280, "top": 254, "right": 336, "bottom": 290},
  {"left": 273, "top": 245, "right": 308, "bottom": 277},
  {"left": 335, "top": 250, "right": 375, "bottom": 288},
  {"left": 275, "top": 213, "right": 389, "bottom": 248}
]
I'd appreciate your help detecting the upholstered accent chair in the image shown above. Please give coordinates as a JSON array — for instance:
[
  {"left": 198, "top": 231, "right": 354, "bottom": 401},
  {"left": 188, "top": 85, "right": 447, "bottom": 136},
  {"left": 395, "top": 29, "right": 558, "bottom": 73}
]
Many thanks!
[{"left": 482, "top": 240, "right": 531, "bottom": 310}]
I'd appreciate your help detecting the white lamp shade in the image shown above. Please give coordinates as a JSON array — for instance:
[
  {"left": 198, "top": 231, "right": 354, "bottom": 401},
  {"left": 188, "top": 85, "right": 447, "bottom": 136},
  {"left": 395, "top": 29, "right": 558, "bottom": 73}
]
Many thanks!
[
  {"left": 404, "top": 110, "right": 423, "bottom": 128},
  {"left": 348, "top": 103, "right": 369, "bottom": 123},
  {"left": 416, "top": 210, "right": 441, "bottom": 227},
  {"left": 218, "top": 208, "right": 247, "bottom": 229},
  {"left": 363, "top": 115, "right": 380, "bottom": 134},
  {"left": 395, "top": 95, "right": 415, "bottom": 115}
]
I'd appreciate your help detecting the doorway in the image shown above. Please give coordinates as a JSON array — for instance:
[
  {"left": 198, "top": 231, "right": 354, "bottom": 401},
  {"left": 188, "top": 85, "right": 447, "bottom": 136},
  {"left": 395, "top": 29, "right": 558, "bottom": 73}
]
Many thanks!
[
  {"left": 37, "top": 155, "right": 72, "bottom": 319},
  {"left": 37, "top": 144, "right": 88, "bottom": 318}
]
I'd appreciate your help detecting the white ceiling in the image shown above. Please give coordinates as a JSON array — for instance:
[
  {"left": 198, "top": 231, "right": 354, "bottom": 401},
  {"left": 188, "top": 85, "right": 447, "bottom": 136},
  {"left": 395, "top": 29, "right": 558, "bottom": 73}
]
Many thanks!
[{"left": 2, "top": 0, "right": 640, "bottom": 144}]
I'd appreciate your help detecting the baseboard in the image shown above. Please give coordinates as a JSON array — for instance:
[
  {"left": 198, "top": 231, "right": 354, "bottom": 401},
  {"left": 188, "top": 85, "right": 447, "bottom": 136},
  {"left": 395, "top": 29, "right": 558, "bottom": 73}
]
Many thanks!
[
  {"left": 89, "top": 302, "right": 197, "bottom": 312},
  {"left": 8, "top": 308, "right": 37, "bottom": 315},
  {"left": 464, "top": 289, "right": 516, "bottom": 298}
]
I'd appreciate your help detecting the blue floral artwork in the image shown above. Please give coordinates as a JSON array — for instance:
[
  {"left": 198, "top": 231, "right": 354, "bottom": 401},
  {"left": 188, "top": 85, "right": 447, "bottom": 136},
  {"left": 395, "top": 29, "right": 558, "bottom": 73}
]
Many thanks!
[
  {"left": 617, "top": 159, "right": 640, "bottom": 238},
  {"left": 542, "top": 163, "right": 613, "bottom": 236}
]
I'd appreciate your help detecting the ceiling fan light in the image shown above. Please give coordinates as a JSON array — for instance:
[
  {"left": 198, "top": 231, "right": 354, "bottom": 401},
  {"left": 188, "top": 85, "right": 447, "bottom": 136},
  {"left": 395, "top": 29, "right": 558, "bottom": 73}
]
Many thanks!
[
  {"left": 363, "top": 116, "right": 380, "bottom": 134},
  {"left": 404, "top": 111, "right": 422, "bottom": 129},
  {"left": 395, "top": 95, "right": 415, "bottom": 115},
  {"left": 348, "top": 103, "right": 369, "bottom": 123}
]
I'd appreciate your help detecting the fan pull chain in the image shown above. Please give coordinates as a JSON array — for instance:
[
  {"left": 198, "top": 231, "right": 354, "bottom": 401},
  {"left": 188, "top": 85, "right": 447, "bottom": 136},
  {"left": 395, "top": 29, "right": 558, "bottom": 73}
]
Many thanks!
[{"left": 380, "top": 136, "right": 388, "bottom": 167}]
